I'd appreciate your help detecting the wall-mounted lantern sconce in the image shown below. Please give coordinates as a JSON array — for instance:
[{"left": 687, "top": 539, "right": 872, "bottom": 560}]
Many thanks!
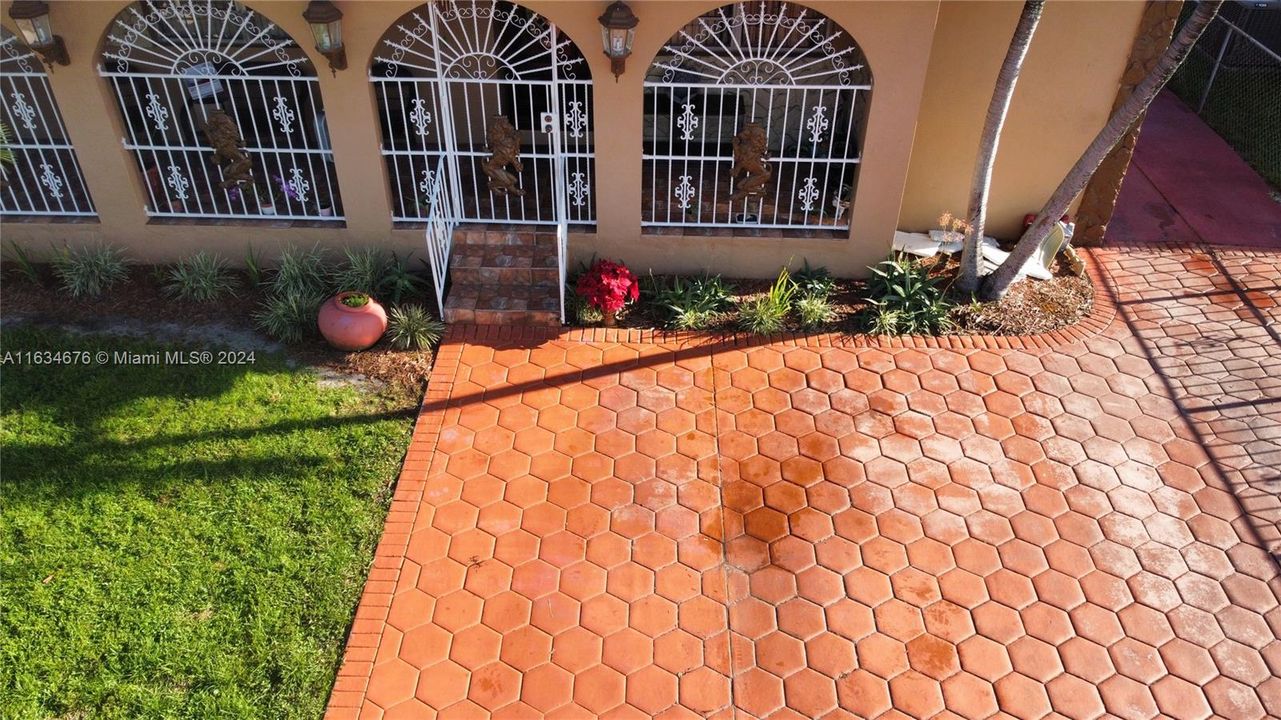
[
  {"left": 303, "top": 1, "right": 346, "bottom": 74},
  {"left": 598, "top": 1, "right": 637, "bottom": 81},
  {"left": 8, "top": 1, "right": 70, "bottom": 67}
]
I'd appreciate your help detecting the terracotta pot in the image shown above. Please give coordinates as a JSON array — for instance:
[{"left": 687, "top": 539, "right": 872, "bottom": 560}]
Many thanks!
[
  {"left": 602, "top": 310, "right": 617, "bottom": 327},
  {"left": 318, "top": 292, "right": 388, "bottom": 351}
]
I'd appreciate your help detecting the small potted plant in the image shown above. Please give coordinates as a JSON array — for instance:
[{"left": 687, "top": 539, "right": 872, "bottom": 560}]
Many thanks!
[
  {"left": 256, "top": 179, "right": 279, "bottom": 216},
  {"left": 575, "top": 258, "right": 639, "bottom": 327},
  {"left": 318, "top": 291, "right": 388, "bottom": 351}
]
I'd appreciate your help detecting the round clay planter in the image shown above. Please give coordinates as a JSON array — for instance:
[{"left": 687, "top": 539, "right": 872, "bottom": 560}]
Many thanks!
[
  {"left": 318, "top": 292, "right": 388, "bottom": 351},
  {"left": 602, "top": 310, "right": 618, "bottom": 327}
]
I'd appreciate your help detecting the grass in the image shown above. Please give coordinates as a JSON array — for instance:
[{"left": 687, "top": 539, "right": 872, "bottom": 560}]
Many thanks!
[{"left": 0, "top": 326, "right": 416, "bottom": 720}]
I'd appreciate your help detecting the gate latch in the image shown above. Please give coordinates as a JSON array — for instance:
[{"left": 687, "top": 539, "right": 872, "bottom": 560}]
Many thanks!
[{"left": 539, "top": 112, "right": 557, "bottom": 134}]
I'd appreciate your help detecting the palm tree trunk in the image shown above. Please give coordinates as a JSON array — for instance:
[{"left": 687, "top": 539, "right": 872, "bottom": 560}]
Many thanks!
[
  {"left": 981, "top": 0, "right": 1223, "bottom": 299},
  {"left": 957, "top": 0, "right": 1045, "bottom": 294}
]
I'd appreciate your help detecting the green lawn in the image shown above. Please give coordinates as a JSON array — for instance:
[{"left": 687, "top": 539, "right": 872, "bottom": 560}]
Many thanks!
[{"left": 0, "top": 327, "right": 416, "bottom": 720}]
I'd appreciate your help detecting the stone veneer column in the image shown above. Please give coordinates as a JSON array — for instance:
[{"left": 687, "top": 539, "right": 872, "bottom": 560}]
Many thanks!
[{"left": 1073, "top": 1, "right": 1181, "bottom": 246}]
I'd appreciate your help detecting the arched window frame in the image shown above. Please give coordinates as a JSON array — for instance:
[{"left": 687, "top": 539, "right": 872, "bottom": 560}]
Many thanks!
[
  {"left": 98, "top": 0, "right": 343, "bottom": 222},
  {"left": 642, "top": 2, "right": 872, "bottom": 232},
  {"left": 1, "top": 27, "right": 97, "bottom": 218}
]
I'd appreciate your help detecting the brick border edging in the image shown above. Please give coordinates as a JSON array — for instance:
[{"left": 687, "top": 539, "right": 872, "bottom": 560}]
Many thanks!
[
  {"left": 323, "top": 341, "right": 466, "bottom": 719},
  {"left": 446, "top": 247, "right": 1119, "bottom": 352}
]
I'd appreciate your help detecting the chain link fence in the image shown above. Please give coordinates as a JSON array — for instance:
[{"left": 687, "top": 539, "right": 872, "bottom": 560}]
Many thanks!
[{"left": 1167, "top": 2, "right": 1281, "bottom": 190}]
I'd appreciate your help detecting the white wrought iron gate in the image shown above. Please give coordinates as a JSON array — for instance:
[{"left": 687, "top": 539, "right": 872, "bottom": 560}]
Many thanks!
[{"left": 371, "top": 0, "right": 594, "bottom": 227}]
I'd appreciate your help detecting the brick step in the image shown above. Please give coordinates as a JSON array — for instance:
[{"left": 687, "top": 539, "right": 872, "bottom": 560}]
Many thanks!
[
  {"left": 451, "top": 266, "right": 559, "bottom": 285},
  {"left": 452, "top": 227, "right": 558, "bottom": 248},
  {"left": 443, "top": 282, "right": 561, "bottom": 326}
]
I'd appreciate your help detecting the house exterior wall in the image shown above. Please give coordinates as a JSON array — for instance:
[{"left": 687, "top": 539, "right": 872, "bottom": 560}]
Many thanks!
[
  {"left": 899, "top": 0, "right": 1149, "bottom": 241},
  {"left": 1, "top": 0, "right": 1143, "bottom": 278}
]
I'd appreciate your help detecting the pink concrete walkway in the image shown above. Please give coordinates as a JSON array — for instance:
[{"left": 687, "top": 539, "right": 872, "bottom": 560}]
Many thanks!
[{"left": 1110, "top": 92, "right": 1281, "bottom": 249}]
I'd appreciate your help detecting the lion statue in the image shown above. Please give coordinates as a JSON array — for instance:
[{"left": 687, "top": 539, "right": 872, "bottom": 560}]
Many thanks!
[
  {"left": 482, "top": 115, "right": 525, "bottom": 197},
  {"left": 729, "top": 122, "right": 772, "bottom": 202},
  {"left": 202, "top": 109, "right": 254, "bottom": 190}
]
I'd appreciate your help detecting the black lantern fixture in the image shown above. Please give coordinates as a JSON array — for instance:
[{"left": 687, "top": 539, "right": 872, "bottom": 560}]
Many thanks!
[
  {"left": 303, "top": 0, "right": 346, "bottom": 74},
  {"left": 8, "top": 1, "right": 69, "bottom": 67},
  {"left": 597, "top": 1, "right": 637, "bottom": 81}
]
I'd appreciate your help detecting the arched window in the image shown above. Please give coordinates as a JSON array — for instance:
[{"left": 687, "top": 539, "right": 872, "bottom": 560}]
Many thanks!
[
  {"left": 371, "top": 1, "right": 594, "bottom": 225},
  {"left": 100, "top": 1, "right": 342, "bottom": 221},
  {"left": 643, "top": 2, "right": 871, "bottom": 231},
  {"left": 1, "top": 27, "right": 96, "bottom": 217}
]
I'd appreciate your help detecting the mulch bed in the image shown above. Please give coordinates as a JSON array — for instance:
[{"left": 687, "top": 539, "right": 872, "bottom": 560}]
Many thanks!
[
  {"left": 1, "top": 266, "right": 435, "bottom": 393},
  {"left": 610, "top": 254, "right": 1093, "bottom": 337},
  {"left": 3, "top": 249, "right": 1094, "bottom": 392}
]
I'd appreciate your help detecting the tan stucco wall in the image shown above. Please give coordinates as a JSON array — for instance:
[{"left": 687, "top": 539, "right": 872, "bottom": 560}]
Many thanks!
[
  {"left": 0, "top": 1, "right": 1142, "bottom": 278},
  {"left": 899, "top": 0, "right": 1147, "bottom": 240}
]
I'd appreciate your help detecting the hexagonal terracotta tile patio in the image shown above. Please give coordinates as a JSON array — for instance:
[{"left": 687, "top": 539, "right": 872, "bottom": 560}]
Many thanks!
[{"left": 327, "top": 244, "right": 1280, "bottom": 720}]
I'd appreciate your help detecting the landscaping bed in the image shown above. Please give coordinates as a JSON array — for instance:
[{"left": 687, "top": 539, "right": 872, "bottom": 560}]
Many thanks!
[
  {"left": 571, "top": 252, "right": 1093, "bottom": 338},
  {"left": 0, "top": 326, "right": 417, "bottom": 720},
  {"left": 0, "top": 255, "right": 437, "bottom": 392}
]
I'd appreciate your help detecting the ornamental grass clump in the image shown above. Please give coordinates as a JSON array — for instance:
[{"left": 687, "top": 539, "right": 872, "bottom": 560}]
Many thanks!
[
  {"left": 332, "top": 248, "right": 391, "bottom": 296},
  {"left": 255, "top": 245, "right": 332, "bottom": 342},
  {"left": 738, "top": 266, "right": 795, "bottom": 335},
  {"left": 386, "top": 303, "right": 446, "bottom": 350},
  {"left": 165, "top": 251, "right": 237, "bottom": 302},
  {"left": 575, "top": 258, "right": 639, "bottom": 323},
  {"left": 254, "top": 290, "right": 324, "bottom": 344},
  {"left": 269, "top": 244, "right": 331, "bottom": 298},
  {"left": 796, "top": 295, "right": 835, "bottom": 329},
  {"left": 51, "top": 244, "right": 129, "bottom": 298}
]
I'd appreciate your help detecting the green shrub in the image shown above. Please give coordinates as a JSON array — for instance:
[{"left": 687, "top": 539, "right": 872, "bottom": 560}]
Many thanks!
[
  {"left": 381, "top": 253, "right": 424, "bottom": 305},
  {"left": 738, "top": 266, "right": 795, "bottom": 335},
  {"left": 164, "top": 251, "right": 237, "bottom": 302},
  {"left": 333, "top": 247, "right": 391, "bottom": 296},
  {"left": 566, "top": 256, "right": 597, "bottom": 326},
  {"left": 386, "top": 304, "right": 445, "bottom": 350},
  {"left": 254, "top": 290, "right": 324, "bottom": 343},
  {"left": 51, "top": 244, "right": 128, "bottom": 298},
  {"left": 796, "top": 295, "right": 835, "bottom": 329},
  {"left": 4, "top": 240, "right": 41, "bottom": 284},
  {"left": 243, "top": 244, "right": 265, "bottom": 288},
  {"left": 269, "top": 245, "right": 331, "bottom": 298},
  {"left": 650, "top": 273, "right": 734, "bottom": 330},
  {"left": 793, "top": 260, "right": 836, "bottom": 301},
  {"left": 863, "top": 254, "right": 953, "bottom": 335}
]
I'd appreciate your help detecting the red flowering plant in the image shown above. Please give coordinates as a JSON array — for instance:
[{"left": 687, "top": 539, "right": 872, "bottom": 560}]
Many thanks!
[{"left": 575, "top": 258, "right": 640, "bottom": 316}]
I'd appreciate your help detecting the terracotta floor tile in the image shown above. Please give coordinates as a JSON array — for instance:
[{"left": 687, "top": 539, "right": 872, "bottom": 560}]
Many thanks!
[{"left": 331, "top": 246, "right": 1281, "bottom": 720}]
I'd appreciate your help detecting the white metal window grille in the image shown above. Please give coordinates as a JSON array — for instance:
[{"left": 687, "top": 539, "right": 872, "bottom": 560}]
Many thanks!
[
  {"left": 1, "top": 29, "right": 96, "bottom": 218},
  {"left": 643, "top": 2, "right": 872, "bottom": 231},
  {"left": 371, "top": 0, "right": 594, "bottom": 226},
  {"left": 98, "top": 0, "right": 342, "bottom": 221}
]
